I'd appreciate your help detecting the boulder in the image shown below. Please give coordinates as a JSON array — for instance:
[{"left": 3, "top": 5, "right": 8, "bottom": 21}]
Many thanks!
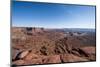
[{"left": 19, "top": 50, "right": 29, "bottom": 59}]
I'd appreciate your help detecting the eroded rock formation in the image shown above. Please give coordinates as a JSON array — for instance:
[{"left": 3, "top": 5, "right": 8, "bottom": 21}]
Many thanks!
[{"left": 12, "top": 27, "right": 96, "bottom": 66}]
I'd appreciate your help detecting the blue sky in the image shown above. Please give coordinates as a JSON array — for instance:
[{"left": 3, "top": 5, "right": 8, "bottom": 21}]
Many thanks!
[{"left": 12, "top": 1, "right": 96, "bottom": 28}]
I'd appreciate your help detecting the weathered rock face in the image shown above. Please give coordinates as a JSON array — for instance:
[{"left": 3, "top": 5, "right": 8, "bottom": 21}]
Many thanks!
[
  {"left": 12, "top": 27, "right": 96, "bottom": 66},
  {"left": 18, "top": 50, "right": 29, "bottom": 59},
  {"left": 12, "top": 60, "right": 25, "bottom": 65},
  {"left": 12, "top": 47, "right": 96, "bottom": 66},
  {"left": 60, "top": 54, "right": 89, "bottom": 62},
  {"left": 79, "top": 47, "right": 95, "bottom": 55},
  {"left": 71, "top": 50, "right": 81, "bottom": 56},
  {"left": 42, "top": 55, "right": 61, "bottom": 64},
  {"left": 12, "top": 53, "right": 61, "bottom": 65},
  {"left": 79, "top": 47, "right": 96, "bottom": 60},
  {"left": 12, "top": 49, "right": 20, "bottom": 61},
  {"left": 24, "top": 52, "right": 39, "bottom": 61}
]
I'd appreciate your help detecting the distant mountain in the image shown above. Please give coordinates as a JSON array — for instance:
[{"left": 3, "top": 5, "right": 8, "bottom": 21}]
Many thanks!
[{"left": 47, "top": 28, "right": 95, "bottom": 33}]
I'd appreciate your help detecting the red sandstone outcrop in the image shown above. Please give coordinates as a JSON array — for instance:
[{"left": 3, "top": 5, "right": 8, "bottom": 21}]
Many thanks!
[
  {"left": 12, "top": 27, "right": 96, "bottom": 66},
  {"left": 60, "top": 54, "right": 88, "bottom": 62}
]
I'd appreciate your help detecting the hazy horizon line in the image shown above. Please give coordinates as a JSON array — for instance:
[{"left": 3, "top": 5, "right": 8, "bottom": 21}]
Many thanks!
[{"left": 12, "top": 26, "right": 95, "bottom": 29}]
